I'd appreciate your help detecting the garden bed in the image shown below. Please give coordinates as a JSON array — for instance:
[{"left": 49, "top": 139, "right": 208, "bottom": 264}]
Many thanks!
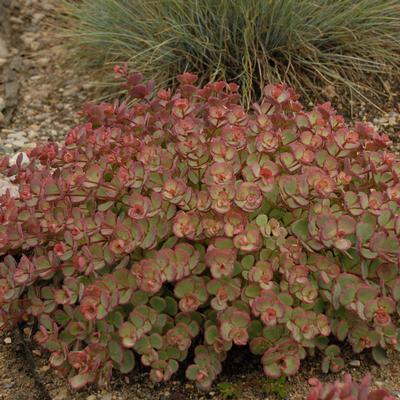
[{"left": 0, "top": 2, "right": 400, "bottom": 400}]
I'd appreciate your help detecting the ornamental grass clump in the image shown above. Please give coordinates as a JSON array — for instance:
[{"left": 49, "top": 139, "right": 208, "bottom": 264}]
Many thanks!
[
  {"left": 0, "top": 69, "right": 399, "bottom": 390},
  {"left": 63, "top": 0, "right": 400, "bottom": 106}
]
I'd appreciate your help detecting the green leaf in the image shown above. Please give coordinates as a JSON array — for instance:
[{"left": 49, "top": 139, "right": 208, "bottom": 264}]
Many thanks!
[
  {"left": 263, "top": 326, "right": 283, "bottom": 343},
  {"left": 278, "top": 129, "right": 297, "bottom": 144},
  {"left": 281, "top": 355, "right": 299, "bottom": 376},
  {"left": 372, "top": 346, "right": 389, "bottom": 366},
  {"left": 356, "top": 220, "right": 375, "bottom": 243},
  {"left": 69, "top": 374, "right": 90, "bottom": 390},
  {"left": 35, "top": 256, "right": 51, "bottom": 271},
  {"left": 131, "top": 290, "right": 149, "bottom": 306},
  {"left": 248, "top": 320, "right": 263, "bottom": 339},
  {"left": 325, "top": 345, "right": 340, "bottom": 357},
  {"left": 205, "top": 325, "right": 219, "bottom": 344},
  {"left": 250, "top": 337, "right": 268, "bottom": 355},
  {"left": 119, "top": 349, "right": 135, "bottom": 373},
  {"left": 185, "top": 365, "right": 199, "bottom": 380},
  {"left": 321, "top": 357, "right": 330, "bottom": 374},
  {"left": 44, "top": 182, "right": 60, "bottom": 199},
  {"left": 255, "top": 214, "right": 268, "bottom": 228},
  {"left": 150, "top": 333, "right": 163, "bottom": 349},
  {"left": 98, "top": 201, "right": 114, "bottom": 211},
  {"left": 278, "top": 292, "right": 293, "bottom": 306},
  {"left": 391, "top": 280, "right": 400, "bottom": 301},
  {"left": 339, "top": 286, "right": 356, "bottom": 306},
  {"left": 336, "top": 320, "right": 349, "bottom": 341},
  {"left": 108, "top": 340, "right": 123, "bottom": 363},
  {"left": 241, "top": 255, "right": 255, "bottom": 270},
  {"left": 291, "top": 218, "right": 310, "bottom": 241},
  {"left": 150, "top": 296, "right": 166, "bottom": 312},
  {"left": 244, "top": 283, "right": 260, "bottom": 298},
  {"left": 86, "top": 165, "right": 102, "bottom": 185},
  {"left": 54, "top": 310, "right": 70, "bottom": 326},
  {"left": 174, "top": 278, "right": 194, "bottom": 297},
  {"left": 263, "top": 362, "right": 281, "bottom": 378},
  {"left": 165, "top": 296, "right": 178, "bottom": 316}
]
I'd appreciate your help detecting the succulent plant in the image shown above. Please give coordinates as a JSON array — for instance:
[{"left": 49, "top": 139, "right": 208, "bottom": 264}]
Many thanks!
[
  {"left": 307, "top": 374, "right": 396, "bottom": 400},
  {"left": 0, "top": 69, "right": 399, "bottom": 390}
]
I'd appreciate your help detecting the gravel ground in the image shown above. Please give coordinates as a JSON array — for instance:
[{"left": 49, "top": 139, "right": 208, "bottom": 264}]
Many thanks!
[
  {"left": 0, "top": 1, "right": 400, "bottom": 400},
  {"left": 0, "top": 0, "right": 95, "bottom": 156}
]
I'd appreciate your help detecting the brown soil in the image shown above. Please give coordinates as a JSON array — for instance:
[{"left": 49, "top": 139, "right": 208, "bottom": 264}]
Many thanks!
[{"left": 0, "top": 1, "right": 399, "bottom": 399}]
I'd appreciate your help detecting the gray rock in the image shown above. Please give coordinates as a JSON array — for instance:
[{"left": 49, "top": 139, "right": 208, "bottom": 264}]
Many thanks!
[
  {"left": 0, "top": 97, "right": 5, "bottom": 112},
  {"left": 0, "top": 37, "right": 8, "bottom": 58},
  {"left": 28, "top": 130, "right": 38, "bottom": 139},
  {"left": 63, "top": 85, "right": 81, "bottom": 97},
  {"left": 37, "top": 56, "right": 50, "bottom": 66},
  {"left": 53, "top": 388, "right": 70, "bottom": 400},
  {"left": 34, "top": 112, "right": 49, "bottom": 121},
  {"left": 349, "top": 359, "right": 361, "bottom": 367},
  {"left": 32, "top": 13, "right": 45, "bottom": 24},
  {"left": 5, "top": 80, "right": 19, "bottom": 107},
  {"left": 12, "top": 139, "right": 28, "bottom": 148},
  {"left": 8, "top": 131, "right": 27, "bottom": 139}
]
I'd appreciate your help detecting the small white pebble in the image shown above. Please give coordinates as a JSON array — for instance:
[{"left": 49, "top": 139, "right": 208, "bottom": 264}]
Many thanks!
[
  {"left": 4, "top": 337, "right": 12, "bottom": 344},
  {"left": 39, "top": 365, "right": 50, "bottom": 373}
]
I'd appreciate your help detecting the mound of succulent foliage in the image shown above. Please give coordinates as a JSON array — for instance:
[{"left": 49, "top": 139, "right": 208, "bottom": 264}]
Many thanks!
[
  {"left": 0, "top": 69, "right": 399, "bottom": 390},
  {"left": 308, "top": 374, "right": 395, "bottom": 400}
]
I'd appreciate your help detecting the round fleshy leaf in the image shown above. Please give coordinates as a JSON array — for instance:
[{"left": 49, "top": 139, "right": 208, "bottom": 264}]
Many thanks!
[
  {"left": 69, "top": 373, "right": 90, "bottom": 390},
  {"left": 174, "top": 278, "right": 195, "bottom": 298},
  {"left": 372, "top": 346, "right": 389, "bottom": 366},
  {"left": 119, "top": 322, "right": 137, "bottom": 348},
  {"left": 119, "top": 349, "right": 135, "bottom": 374},
  {"left": 281, "top": 355, "right": 299, "bottom": 376},
  {"left": 164, "top": 296, "right": 178, "bottom": 316},
  {"left": 241, "top": 255, "right": 255, "bottom": 270},
  {"left": 108, "top": 340, "right": 123, "bottom": 363},
  {"left": 250, "top": 337, "right": 269, "bottom": 355},
  {"left": 321, "top": 357, "right": 330, "bottom": 374},
  {"left": 150, "top": 296, "right": 166, "bottom": 312},
  {"left": 325, "top": 345, "right": 340, "bottom": 357},
  {"left": 205, "top": 325, "right": 219, "bottom": 344},
  {"left": 186, "top": 365, "right": 199, "bottom": 380},
  {"left": 263, "top": 362, "right": 281, "bottom": 379},
  {"left": 150, "top": 333, "right": 164, "bottom": 349}
]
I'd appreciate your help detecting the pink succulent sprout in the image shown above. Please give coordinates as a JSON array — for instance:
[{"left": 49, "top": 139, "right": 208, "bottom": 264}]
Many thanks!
[{"left": 307, "top": 373, "right": 396, "bottom": 400}]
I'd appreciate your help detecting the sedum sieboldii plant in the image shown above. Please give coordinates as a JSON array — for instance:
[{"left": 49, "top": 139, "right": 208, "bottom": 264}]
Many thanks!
[{"left": 0, "top": 68, "right": 399, "bottom": 390}]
